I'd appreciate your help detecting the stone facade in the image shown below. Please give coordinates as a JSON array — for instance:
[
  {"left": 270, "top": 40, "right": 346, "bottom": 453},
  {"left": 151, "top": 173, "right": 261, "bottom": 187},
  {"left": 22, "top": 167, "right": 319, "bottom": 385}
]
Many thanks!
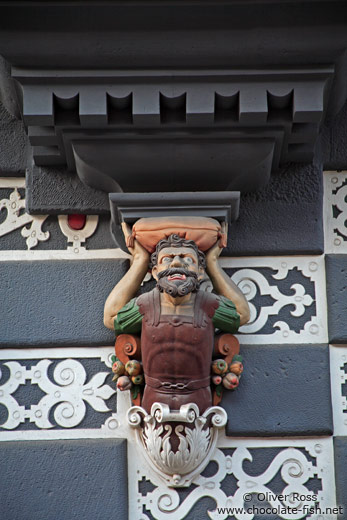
[
  {"left": 1, "top": 168, "right": 347, "bottom": 518},
  {"left": 1, "top": 2, "right": 347, "bottom": 519}
]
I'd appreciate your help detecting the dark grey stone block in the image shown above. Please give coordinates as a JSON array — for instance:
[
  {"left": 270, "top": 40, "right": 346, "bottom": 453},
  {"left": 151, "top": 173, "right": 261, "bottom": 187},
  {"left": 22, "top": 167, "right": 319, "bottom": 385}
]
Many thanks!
[
  {"left": 334, "top": 437, "right": 347, "bottom": 520},
  {"left": 84, "top": 215, "right": 117, "bottom": 250},
  {"left": 26, "top": 161, "right": 324, "bottom": 257},
  {"left": 325, "top": 255, "right": 347, "bottom": 344},
  {"left": 1, "top": 2, "right": 347, "bottom": 71},
  {"left": 227, "top": 163, "right": 324, "bottom": 256},
  {"left": 110, "top": 191, "right": 240, "bottom": 252},
  {"left": 320, "top": 98, "right": 347, "bottom": 170},
  {"left": 72, "top": 135, "right": 275, "bottom": 194},
  {"left": 0, "top": 259, "right": 128, "bottom": 347},
  {"left": 0, "top": 59, "right": 28, "bottom": 176},
  {"left": 0, "top": 439, "right": 128, "bottom": 520},
  {"left": 26, "top": 162, "right": 110, "bottom": 215},
  {"left": 221, "top": 344, "right": 332, "bottom": 437},
  {"left": 0, "top": 55, "right": 21, "bottom": 120},
  {"left": 0, "top": 103, "right": 28, "bottom": 176}
]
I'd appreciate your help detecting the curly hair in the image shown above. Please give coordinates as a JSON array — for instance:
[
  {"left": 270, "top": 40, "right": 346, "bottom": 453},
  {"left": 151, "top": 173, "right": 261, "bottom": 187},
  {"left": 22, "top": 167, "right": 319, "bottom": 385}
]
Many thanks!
[{"left": 150, "top": 234, "right": 206, "bottom": 268}]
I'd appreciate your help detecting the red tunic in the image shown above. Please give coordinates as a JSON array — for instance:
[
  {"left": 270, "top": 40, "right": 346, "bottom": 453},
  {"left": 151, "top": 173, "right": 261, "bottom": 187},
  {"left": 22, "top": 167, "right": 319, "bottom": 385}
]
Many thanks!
[{"left": 137, "top": 288, "right": 219, "bottom": 414}]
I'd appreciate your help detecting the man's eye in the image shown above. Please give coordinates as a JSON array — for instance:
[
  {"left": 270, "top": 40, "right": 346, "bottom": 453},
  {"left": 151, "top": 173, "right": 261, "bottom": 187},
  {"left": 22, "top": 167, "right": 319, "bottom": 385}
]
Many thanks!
[
  {"left": 184, "top": 257, "right": 193, "bottom": 264},
  {"left": 162, "top": 257, "right": 171, "bottom": 263}
]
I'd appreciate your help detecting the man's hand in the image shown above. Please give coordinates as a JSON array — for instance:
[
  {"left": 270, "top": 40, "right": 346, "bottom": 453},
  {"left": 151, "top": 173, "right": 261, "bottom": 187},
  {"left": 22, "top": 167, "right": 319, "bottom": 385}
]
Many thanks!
[
  {"left": 122, "top": 222, "right": 150, "bottom": 264},
  {"left": 103, "top": 223, "right": 150, "bottom": 330},
  {"left": 205, "top": 222, "right": 250, "bottom": 326},
  {"left": 205, "top": 222, "right": 226, "bottom": 266}
]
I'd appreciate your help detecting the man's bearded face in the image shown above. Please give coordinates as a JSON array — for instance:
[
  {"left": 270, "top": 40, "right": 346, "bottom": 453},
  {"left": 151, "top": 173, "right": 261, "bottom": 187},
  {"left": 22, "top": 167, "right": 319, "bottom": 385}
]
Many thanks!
[
  {"left": 153, "top": 245, "right": 203, "bottom": 297},
  {"left": 156, "top": 267, "right": 200, "bottom": 297}
]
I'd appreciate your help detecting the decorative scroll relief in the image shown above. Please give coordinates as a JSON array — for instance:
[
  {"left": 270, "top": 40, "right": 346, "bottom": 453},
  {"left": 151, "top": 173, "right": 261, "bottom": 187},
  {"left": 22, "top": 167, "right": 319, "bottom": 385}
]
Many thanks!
[
  {"left": 329, "top": 345, "right": 347, "bottom": 436},
  {"left": 128, "top": 431, "right": 336, "bottom": 520},
  {"left": 0, "top": 348, "right": 116, "bottom": 436},
  {"left": 324, "top": 171, "right": 347, "bottom": 253},
  {"left": 0, "top": 365, "right": 337, "bottom": 520},
  {"left": 0, "top": 183, "right": 49, "bottom": 249},
  {"left": 0, "top": 178, "right": 103, "bottom": 256},
  {"left": 58, "top": 214, "right": 98, "bottom": 253},
  {"left": 220, "top": 256, "right": 327, "bottom": 344}
]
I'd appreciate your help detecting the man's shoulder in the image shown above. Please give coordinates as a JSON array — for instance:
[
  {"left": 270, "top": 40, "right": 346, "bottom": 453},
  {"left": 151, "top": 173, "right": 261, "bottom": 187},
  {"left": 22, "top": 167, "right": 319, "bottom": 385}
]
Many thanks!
[
  {"left": 136, "top": 287, "right": 160, "bottom": 314},
  {"left": 196, "top": 290, "right": 237, "bottom": 308},
  {"left": 137, "top": 287, "right": 157, "bottom": 304},
  {"left": 196, "top": 291, "right": 238, "bottom": 319},
  {"left": 196, "top": 290, "right": 220, "bottom": 303},
  {"left": 195, "top": 290, "right": 220, "bottom": 317}
]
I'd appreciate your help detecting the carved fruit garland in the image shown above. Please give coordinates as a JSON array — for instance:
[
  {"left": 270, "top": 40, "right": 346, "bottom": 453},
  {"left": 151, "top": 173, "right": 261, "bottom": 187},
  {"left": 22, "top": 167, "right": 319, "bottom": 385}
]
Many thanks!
[{"left": 111, "top": 354, "right": 144, "bottom": 401}]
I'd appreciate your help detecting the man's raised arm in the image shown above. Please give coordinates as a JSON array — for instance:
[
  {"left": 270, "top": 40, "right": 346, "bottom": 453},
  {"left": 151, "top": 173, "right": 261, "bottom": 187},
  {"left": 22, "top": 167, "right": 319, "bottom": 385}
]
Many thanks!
[
  {"left": 103, "top": 223, "right": 150, "bottom": 330},
  {"left": 205, "top": 229, "right": 250, "bottom": 326}
]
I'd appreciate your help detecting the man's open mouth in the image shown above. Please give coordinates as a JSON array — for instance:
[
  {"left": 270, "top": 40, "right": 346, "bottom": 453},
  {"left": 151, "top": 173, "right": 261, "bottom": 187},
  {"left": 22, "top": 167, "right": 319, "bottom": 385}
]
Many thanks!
[
  {"left": 157, "top": 267, "right": 199, "bottom": 295},
  {"left": 157, "top": 267, "right": 197, "bottom": 282},
  {"left": 167, "top": 274, "right": 186, "bottom": 281}
]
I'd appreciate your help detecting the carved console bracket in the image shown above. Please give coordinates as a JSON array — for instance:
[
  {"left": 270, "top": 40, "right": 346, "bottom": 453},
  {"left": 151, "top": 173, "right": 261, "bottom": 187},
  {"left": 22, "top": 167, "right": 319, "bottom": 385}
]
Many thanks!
[
  {"left": 127, "top": 402, "right": 227, "bottom": 487},
  {"left": 109, "top": 191, "right": 240, "bottom": 251},
  {"left": 2, "top": 1, "right": 347, "bottom": 213},
  {"left": 12, "top": 66, "right": 334, "bottom": 210}
]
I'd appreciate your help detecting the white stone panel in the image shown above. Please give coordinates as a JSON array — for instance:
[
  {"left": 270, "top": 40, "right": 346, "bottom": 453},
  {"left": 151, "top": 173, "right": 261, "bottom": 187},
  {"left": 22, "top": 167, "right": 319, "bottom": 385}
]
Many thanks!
[
  {"left": 330, "top": 344, "right": 347, "bottom": 436},
  {"left": 220, "top": 256, "right": 328, "bottom": 344},
  {"left": 129, "top": 434, "right": 337, "bottom": 520},
  {"left": 0, "top": 347, "right": 119, "bottom": 440},
  {"left": 324, "top": 170, "right": 347, "bottom": 254}
]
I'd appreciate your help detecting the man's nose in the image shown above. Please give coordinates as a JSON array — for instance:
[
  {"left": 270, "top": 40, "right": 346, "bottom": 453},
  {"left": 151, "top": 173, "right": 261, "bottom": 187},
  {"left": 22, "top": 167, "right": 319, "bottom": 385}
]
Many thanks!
[{"left": 170, "top": 255, "right": 184, "bottom": 267}]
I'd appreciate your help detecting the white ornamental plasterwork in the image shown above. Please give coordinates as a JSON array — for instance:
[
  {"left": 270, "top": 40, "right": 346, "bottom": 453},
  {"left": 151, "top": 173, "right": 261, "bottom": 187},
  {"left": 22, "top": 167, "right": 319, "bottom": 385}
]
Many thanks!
[
  {"left": 0, "top": 179, "right": 50, "bottom": 249},
  {"left": 57, "top": 214, "right": 99, "bottom": 253},
  {"left": 0, "top": 177, "right": 123, "bottom": 259},
  {"left": 219, "top": 255, "right": 328, "bottom": 344},
  {"left": 100, "top": 393, "right": 336, "bottom": 520},
  {"left": 125, "top": 406, "right": 337, "bottom": 520},
  {"left": 324, "top": 170, "right": 347, "bottom": 253},
  {"left": 329, "top": 344, "right": 347, "bottom": 436},
  {"left": 0, "top": 365, "right": 338, "bottom": 519},
  {"left": 0, "top": 347, "right": 119, "bottom": 440}
]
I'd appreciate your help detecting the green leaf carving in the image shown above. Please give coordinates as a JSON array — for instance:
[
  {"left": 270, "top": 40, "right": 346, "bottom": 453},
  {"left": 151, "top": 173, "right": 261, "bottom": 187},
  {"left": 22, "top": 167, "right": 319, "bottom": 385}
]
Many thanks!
[
  {"left": 132, "top": 385, "right": 140, "bottom": 400},
  {"left": 216, "top": 384, "right": 222, "bottom": 397}
]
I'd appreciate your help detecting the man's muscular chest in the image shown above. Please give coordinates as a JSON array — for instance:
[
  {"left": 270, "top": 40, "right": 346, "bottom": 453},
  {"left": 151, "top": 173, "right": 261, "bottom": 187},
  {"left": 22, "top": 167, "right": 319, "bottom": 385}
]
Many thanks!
[{"left": 159, "top": 292, "right": 196, "bottom": 316}]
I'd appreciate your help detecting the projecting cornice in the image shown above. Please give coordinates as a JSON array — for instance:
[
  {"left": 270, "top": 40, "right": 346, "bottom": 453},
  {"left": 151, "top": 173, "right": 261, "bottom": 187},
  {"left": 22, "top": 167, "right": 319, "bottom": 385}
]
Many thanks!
[
  {"left": 13, "top": 66, "right": 334, "bottom": 194},
  {"left": 1, "top": 0, "right": 347, "bottom": 210}
]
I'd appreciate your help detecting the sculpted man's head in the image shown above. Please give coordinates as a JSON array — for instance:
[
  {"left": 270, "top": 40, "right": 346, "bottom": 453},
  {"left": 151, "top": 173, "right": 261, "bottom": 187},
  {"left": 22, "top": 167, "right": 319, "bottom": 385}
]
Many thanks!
[{"left": 151, "top": 234, "right": 206, "bottom": 297}]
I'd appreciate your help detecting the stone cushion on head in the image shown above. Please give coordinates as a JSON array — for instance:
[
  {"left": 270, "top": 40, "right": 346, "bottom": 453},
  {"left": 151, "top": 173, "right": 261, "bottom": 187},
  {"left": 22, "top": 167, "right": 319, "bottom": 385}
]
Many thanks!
[{"left": 126, "top": 216, "right": 226, "bottom": 253}]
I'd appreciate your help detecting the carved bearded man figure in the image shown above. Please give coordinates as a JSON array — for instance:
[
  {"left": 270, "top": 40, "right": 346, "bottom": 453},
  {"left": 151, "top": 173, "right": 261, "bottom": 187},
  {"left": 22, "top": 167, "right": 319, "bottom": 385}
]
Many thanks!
[{"left": 104, "top": 224, "right": 250, "bottom": 414}]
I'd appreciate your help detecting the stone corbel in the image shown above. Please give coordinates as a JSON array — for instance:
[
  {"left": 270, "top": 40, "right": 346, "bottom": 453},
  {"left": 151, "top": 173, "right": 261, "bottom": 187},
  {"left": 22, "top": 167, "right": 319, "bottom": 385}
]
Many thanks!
[
  {"left": 127, "top": 402, "right": 227, "bottom": 487},
  {"left": 107, "top": 201, "right": 248, "bottom": 487},
  {"left": 112, "top": 331, "right": 240, "bottom": 487},
  {"left": 108, "top": 191, "right": 240, "bottom": 252}
]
